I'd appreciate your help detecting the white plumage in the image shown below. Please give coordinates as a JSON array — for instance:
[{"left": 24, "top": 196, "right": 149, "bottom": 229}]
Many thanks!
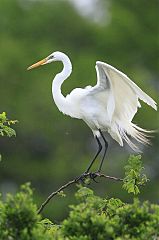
[
  {"left": 27, "top": 51, "right": 157, "bottom": 172},
  {"left": 94, "top": 61, "right": 157, "bottom": 151}
]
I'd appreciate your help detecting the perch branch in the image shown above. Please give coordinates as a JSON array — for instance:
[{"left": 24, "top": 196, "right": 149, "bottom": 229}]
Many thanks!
[{"left": 37, "top": 172, "right": 123, "bottom": 214}]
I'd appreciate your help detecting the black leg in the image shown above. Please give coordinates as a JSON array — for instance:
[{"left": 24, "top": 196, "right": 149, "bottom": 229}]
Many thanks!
[
  {"left": 85, "top": 136, "right": 102, "bottom": 173},
  {"left": 98, "top": 129, "right": 108, "bottom": 172}
]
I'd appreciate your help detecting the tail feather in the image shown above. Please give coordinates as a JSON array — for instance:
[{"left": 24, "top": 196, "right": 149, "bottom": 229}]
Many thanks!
[{"left": 117, "top": 121, "right": 154, "bottom": 152}]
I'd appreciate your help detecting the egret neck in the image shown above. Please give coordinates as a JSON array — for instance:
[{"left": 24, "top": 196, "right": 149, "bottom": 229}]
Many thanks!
[{"left": 52, "top": 54, "right": 72, "bottom": 115}]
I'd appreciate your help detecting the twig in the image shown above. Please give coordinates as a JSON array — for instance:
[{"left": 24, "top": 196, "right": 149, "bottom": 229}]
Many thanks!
[
  {"left": 96, "top": 172, "right": 123, "bottom": 181},
  {"left": 37, "top": 172, "right": 123, "bottom": 214},
  {"left": 37, "top": 179, "right": 76, "bottom": 214}
]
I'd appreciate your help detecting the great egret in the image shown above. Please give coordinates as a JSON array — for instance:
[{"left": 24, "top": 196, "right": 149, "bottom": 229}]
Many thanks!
[{"left": 27, "top": 51, "right": 157, "bottom": 173}]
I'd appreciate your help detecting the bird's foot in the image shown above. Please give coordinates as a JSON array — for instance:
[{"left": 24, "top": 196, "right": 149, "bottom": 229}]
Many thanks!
[
  {"left": 89, "top": 172, "right": 99, "bottom": 183},
  {"left": 75, "top": 172, "right": 99, "bottom": 184},
  {"left": 75, "top": 172, "right": 89, "bottom": 183}
]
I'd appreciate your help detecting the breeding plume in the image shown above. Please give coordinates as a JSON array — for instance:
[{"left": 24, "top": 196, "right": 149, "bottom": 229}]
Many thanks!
[{"left": 27, "top": 51, "right": 157, "bottom": 173}]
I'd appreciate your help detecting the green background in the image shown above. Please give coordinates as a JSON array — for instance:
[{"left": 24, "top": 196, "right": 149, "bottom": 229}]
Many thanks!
[{"left": 0, "top": 0, "right": 158, "bottom": 220}]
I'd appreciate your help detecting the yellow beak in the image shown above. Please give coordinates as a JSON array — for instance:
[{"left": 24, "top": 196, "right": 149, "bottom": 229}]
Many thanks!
[{"left": 27, "top": 58, "right": 47, "bottom": 70}]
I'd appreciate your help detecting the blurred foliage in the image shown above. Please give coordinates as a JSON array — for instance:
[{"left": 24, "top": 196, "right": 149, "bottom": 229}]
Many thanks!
[
  {"left": 123, "top": 155, "right": 149, "bottom": 195},
  {"left": 0, "top": 183, "right": 159, "bottom": 239},
  {"left": 0, "top": 112, "right": 17, "bottom": 137},
  {"left": 61, "top": 186, "right": 159, "bottom": 240},
  {"left": 0, "top": 0, "right": 158, "bottom": 221},
  {"left": 0, "top": 183, "right": 54, "bottom": 240},
  {"left": 0, "top": 112, "right": 17, "bottom": 161}
]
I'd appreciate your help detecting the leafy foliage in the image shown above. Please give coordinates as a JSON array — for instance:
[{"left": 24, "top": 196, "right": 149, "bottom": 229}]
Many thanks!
[
  {"left": 0, "top": 112, "right": 17, "bottom": 137},
  {"left": 0, "top": 112, "right": 18, "bottom": 161},
  {"left": 123, "top": 155, "right": 149, "bottom": 195},
  {"left": 0, "top": 120, "right": 157, "bottom": 239},
  {"left": 60, "top": 187, "right": 159, "bottom": 239},
  {"left": 0, "top": 183, "right": 54, "bottom": 240},
  {"left": 1, "top": 184, "right": 159, "bottom": 240}
]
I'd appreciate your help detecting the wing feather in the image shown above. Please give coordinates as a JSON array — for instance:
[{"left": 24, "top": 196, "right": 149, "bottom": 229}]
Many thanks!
[
  {"left": 97, "top": 61, "right": 157, "bottom": 110},
  {"left": 96, "top": 61, "right": 157, "bottom": 122},
  {"left": 94, "top": 64, "right": 115, "bottom": 121},
  {"left": 95, "top": 61, "right": 157, "bottom": 151}
]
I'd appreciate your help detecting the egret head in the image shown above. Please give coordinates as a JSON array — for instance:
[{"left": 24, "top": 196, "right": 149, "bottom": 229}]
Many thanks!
[{"left": 27, "top": 51, "right": 67, "bottom": 70}]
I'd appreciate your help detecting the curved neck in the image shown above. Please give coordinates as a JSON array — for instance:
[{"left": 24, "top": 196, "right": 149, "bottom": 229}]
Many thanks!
[{"left": 52, "top": 55, "right": 72, "bottom": 115}]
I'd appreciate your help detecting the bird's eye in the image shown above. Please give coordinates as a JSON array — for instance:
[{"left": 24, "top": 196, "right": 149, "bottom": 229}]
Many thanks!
[{"left": 48, "top": 55, "right": 54, "bottom": 60}]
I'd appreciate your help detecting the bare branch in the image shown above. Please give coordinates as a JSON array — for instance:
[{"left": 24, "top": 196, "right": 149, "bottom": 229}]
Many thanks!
[
  {"left": 37, "top": 172, "right": 123, "bottom": 214},
  {"left": 96, "top": 173, "right": 123, "bottom": 181}
]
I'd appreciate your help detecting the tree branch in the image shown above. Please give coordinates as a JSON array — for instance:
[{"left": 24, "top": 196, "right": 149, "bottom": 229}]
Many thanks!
[{"left": 37, "top": 172, "right": 123, "bottom": 214}]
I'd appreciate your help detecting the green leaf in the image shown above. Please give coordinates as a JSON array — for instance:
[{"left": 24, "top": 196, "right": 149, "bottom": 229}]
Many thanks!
[
  {"left": 0, "top": 112, "right": 18, "bottom": 137},
  {"left": 122, "top": 155, "right": 149, "bottom": 195}
]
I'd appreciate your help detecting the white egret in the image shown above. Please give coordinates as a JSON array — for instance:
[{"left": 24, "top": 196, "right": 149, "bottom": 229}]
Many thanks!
[{"left": 27, "top": 51, "right": 157, "bottom": 174}]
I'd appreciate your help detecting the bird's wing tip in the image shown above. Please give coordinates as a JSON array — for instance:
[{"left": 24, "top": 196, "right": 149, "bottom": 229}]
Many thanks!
[
  {"left": 149, "top": 99, "right": 157, "bottom": 111},
  {"left": 96, "top": 61, "right": 105, "bottom": 65},
  {"left": 154, "top": 104, "right": 157, "bottom": 111}
]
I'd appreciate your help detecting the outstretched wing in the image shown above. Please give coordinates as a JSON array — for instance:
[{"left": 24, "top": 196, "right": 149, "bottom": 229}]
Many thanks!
[
  {"left": 95, "top": 61, "right": 157, "bottom": 123},
  {"left": 94, "top": 61, "right": 157, "bottom": 151}
]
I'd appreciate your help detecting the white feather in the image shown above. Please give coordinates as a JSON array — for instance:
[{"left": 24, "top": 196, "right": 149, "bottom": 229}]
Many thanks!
[{"left": 95, "top": 61, "right": 157, "bottom": 151}]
